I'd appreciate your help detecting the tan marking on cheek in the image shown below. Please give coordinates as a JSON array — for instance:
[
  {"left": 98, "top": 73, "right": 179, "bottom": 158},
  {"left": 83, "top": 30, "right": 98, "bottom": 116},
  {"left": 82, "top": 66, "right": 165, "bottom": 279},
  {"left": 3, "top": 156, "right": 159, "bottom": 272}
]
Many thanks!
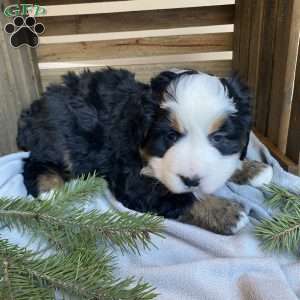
[
  {"left": 37, "top": 172, "right": 65, "bottom": 193},
  {"left": 139, "top": 147, "right": 150, "bottom": 162},
  {"left": 170, "top": 113, "right": 184, "bottom": 133},
  {"left": 208, "top": 115, "right": 226, "bottom": 134}
]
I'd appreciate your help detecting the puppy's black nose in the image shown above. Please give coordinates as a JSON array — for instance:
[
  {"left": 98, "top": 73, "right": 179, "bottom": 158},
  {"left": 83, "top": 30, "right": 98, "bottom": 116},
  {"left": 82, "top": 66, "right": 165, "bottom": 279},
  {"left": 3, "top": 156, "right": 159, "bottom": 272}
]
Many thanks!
[{"left": 179, "top": 175, "right": 200, "bottom": 187}]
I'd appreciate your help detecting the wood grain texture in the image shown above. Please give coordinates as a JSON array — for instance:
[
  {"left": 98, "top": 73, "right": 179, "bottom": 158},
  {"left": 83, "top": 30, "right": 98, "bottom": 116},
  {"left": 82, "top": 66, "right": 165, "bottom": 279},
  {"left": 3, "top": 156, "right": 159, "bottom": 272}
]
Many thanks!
[
  {"left": 0, "top": 2, "right": 42, "bottom": 155},
  {"left": 41, "top": 0, "right": 127, "bottom": 4},
  {"left": 269, "top": 0, "right": 300, "bottom": 153},
  {"left": 39, "top": 5, "right": 234, "bottom": 36},
  {"left": 40, "top": 60, "right": 232, "bottom": 88},
  {"left": 233, "top": 0, "right": 264, "bottom": 118},
  {"left": 253, "top": 1, "right": 279, "bottom": 134},
  {"left": 286, "top": 48, "right": 300, "bottom": 164},
  {"left": 38, "top": 33, "right": 233, "bottom": 62},
  {"left": 41, "top": 1, "right": 235, "bottom": 17}
]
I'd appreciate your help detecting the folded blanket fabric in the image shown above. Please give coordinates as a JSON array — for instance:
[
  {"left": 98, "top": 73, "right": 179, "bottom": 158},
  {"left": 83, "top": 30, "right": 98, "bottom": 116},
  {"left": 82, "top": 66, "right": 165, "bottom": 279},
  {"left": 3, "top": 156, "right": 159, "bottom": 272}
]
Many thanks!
[{"left": 0, "top": 132, "right": 299, "bottom": 300}]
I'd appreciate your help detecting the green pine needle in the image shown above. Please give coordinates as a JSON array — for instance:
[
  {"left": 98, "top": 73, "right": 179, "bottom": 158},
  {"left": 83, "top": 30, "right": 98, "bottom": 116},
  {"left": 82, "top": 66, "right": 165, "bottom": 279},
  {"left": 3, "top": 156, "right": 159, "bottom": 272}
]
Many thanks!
[
  {"left": 0, "top": 175, "right": 164, "bottom": 299},
  {"left": 0, "top": 239, "right": 158, "bottom": 300},
  {"left": 263, "top": 184, "right": 300, "bottom": 211},
  {"left": 256, "top": 184, "right": 300, "bottom": 254},
  {"left": 0, "top": 175, "right": 164, "bottom": 253}
]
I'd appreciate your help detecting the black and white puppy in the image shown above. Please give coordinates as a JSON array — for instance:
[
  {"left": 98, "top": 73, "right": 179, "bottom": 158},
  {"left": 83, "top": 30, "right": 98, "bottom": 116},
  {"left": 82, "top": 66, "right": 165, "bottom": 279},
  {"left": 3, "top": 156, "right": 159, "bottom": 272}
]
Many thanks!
[{"left": 17, "top": 68, "right": 272, "bottom": 235}]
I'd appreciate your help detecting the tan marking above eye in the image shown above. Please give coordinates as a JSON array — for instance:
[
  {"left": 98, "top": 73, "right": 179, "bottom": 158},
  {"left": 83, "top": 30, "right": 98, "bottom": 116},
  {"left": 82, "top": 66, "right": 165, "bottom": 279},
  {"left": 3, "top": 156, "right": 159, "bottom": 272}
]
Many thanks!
[{"left": 208, "top": 115, "right": 226, "bottom": 134}]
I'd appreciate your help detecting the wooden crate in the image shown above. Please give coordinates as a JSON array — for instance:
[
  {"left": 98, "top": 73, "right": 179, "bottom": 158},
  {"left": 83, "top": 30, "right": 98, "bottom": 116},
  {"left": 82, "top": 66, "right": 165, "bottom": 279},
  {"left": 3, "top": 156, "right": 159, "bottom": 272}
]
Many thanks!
[{"left": 0, "top": 0, "right": 299, "bottom": 174}]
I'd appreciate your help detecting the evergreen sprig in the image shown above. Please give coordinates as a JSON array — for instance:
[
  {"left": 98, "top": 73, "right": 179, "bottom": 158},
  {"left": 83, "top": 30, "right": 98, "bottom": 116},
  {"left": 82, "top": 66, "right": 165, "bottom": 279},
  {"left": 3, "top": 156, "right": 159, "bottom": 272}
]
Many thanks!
[
  {"left": 255, "top": 184, "right": 300, "bottom": 254},
  {"left": 262, "top": 184, "right": 300, "bottom": 211},
  {"left": 0, "top": 175, "right": 164, "bottom": 299},
  {"left": 0, "top": 239, "right": 157, "bottom": 300},
  {"left": 0, "top": 176, "right": 164, "bottom": 253}
]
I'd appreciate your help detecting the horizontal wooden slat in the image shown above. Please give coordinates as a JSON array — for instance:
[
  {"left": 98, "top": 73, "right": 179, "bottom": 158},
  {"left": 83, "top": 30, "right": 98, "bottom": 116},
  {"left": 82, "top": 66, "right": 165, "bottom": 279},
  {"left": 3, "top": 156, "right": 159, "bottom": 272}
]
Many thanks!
[
  {"left": 39, "top": 5, "right": 234, "bottom": 36},
  {"left": 38, "top": 52, "right": 232, "bottom": 70},
  {"left": 40, "top": 60, "right": 232, "bottom": 88},
  {"left": 42, "top": 0, "right": 233, "bottom": 4},
  {"left": 38, "top": 33, "right": 233, "bottom": 62},
  {"left": 41, "top": 1, "right": 235, "bottom": 17},
  {"left": 40, "top": 25, "right": 233, "bottom": 44},
  {"left": 41, "top": 0, "right": 127, "bottom": 4}
]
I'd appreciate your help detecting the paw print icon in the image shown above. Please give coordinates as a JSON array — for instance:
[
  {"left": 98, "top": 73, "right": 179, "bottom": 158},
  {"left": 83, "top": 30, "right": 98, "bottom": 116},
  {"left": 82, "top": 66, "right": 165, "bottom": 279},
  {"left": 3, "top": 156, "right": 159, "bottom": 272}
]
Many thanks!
[{"left": 4, "top": 16, "right": 45, "bottom": 48}]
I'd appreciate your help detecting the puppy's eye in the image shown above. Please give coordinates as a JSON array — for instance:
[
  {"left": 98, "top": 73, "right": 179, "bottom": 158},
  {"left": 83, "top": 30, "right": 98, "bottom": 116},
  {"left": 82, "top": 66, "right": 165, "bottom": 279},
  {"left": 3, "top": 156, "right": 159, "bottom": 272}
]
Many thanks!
[
  {"left": 167, "top": 131, "right": 179, "bottom": 142},
  {"left": 209, "top": 132, "right": 226, "bottom": 144}
]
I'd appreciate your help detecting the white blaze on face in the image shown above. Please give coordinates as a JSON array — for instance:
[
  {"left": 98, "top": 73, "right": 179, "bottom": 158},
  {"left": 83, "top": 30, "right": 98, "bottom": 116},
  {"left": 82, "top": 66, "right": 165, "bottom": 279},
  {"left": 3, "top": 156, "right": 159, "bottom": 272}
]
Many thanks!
[{"left": 148, "top": 72, "right": 241, "bottom": 194}]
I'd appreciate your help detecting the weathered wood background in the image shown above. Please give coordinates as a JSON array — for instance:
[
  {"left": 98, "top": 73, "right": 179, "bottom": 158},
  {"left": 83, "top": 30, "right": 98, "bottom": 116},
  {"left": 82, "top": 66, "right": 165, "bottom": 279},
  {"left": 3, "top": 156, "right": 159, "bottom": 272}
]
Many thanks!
[{"left": 0, "top": 0, "right": 299, "bottom": 174}]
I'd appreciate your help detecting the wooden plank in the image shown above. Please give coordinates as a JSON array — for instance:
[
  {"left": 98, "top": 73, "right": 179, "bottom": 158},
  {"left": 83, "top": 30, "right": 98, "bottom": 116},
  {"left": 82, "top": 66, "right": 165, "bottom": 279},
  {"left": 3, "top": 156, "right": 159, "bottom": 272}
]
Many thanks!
[
  {"left": 39, "top": 5, "right": 234, "bottom": 36},
  {"left": 0, "top": 2, "right": 42, "bottom": 155},
  {"left": 42, "top": 0, "right": 127, "bottom": 4},
  {"left": 41, "top": 1, "right": 235, "bottom": 17},
  {"left": 233, "top": 0, "right": 264, "bottom": 118},
  {"left": 254, "top": 130, "right": 299, "bottom": 174},
  {"left": 40, "top": 60, "right": 232, "bottom": 88},
  {"left": 232, "top": 0, "right": 252, "bottom": 80},
  {"left": 40, "top": 25, "right": 234, "bottom": 44},
  {"left": 253, "top": 0, "right": 279, "bottom": 134},
  {"left": 268, "top": 0, "right": 300, "bottom": 153},
  {"left": 38, "top": 33, "right": 233, "bottom": 62},
  {"left": 286, "top": 48, "right": 300, "bottom": 164},
  {"left": 38, "top": 52, "right": 232, "bottom": 70},
  {"left": 246, "top": 0, "right": 264, "bottom": 119}
]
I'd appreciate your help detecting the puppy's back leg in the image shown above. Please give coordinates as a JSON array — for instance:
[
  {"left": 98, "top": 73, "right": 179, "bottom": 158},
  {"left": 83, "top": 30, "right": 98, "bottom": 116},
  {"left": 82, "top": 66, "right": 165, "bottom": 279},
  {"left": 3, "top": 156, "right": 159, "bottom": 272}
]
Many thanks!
[{"left": 23, "top": 157, "right": 67, "bottom": 197}]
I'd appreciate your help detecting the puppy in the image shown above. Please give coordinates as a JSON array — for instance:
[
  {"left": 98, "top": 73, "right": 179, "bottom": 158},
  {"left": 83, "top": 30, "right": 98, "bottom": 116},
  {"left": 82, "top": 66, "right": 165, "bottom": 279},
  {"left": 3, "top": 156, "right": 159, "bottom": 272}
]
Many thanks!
[{"left": 17, "top": 68, "right": 272, "bottom": 235}]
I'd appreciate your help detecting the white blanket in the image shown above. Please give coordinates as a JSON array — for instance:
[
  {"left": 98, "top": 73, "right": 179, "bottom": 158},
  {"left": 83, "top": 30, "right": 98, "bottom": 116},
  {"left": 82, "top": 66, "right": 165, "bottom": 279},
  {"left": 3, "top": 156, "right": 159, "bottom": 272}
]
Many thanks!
[{"left": 0, "top": 133, "right": 299, "bottom": 300}]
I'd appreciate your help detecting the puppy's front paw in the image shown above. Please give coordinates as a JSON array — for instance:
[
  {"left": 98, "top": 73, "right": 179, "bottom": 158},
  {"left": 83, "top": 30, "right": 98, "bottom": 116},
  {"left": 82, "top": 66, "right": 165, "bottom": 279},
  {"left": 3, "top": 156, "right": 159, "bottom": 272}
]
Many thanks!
[
  {"left": 180, "top": 197, "right": 249, "bottom": 235},
  {"left": 249, "top": 164, "right": 273, "bottom": 187},
  {"left": 231, "top": 160, "right": 273, "bottom": 188},
  {"left": 211, "top": 201, "right": 249, "bottom": 235}
]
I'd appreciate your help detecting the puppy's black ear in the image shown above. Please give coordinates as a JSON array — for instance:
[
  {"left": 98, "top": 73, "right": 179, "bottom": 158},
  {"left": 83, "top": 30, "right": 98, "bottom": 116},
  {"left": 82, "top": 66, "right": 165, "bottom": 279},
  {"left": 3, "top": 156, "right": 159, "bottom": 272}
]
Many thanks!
[
  {"left": 221, "top": 74, "right": 252, "bottom": 160},
  {"left": 63, "top": 71, "right": 98, "bottom": 132},
  {"left": 151, "top": 71, "right": 177, "bottom": 99}
]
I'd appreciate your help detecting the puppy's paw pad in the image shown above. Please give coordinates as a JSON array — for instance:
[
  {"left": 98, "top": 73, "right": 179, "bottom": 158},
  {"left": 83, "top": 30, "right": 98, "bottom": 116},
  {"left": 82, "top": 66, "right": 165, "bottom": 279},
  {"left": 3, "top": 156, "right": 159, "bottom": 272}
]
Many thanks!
[
  {"left": 229, "top": 211, "right": 249, "bottom": 234},
  {"left": 249, "top": 165, "right": 273, "bottom": 187}
]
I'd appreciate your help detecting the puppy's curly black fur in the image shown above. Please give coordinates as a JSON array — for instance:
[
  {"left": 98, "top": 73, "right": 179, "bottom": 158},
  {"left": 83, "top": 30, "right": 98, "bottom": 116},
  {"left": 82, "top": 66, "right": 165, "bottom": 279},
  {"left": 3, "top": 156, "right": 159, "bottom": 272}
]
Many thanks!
[{"left": 18, "top": 68, "right": 195, "bottom": 219}]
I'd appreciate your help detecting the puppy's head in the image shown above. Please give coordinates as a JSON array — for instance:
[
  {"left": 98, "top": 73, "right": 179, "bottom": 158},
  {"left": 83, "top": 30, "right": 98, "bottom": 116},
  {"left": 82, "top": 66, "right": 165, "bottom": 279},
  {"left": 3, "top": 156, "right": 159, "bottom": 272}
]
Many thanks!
[{"left": 141, "top": 70, "right": 251, "bottom": 194}]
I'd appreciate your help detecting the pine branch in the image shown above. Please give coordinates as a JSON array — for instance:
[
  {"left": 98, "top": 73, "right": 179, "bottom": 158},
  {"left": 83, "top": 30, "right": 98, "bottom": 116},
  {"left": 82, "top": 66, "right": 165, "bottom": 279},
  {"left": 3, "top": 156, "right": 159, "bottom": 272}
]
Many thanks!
[
  {"left": 0, "top": 176, "right": 164, "bottom": 253},
  {"left": 0, "top": 240, "right": 53, "bottom": 300},
  {"left": 0, "top": 176, "right": 164, "bottom": 299},
  {"left": 263, "top": 184, "right": 300, "bottom": 211},
  {"left": 38, "top": 173, "right": 107, "bottom": 210},
  {"left": 0, "top": 239, "right": 157, "bottom": 300},
  {"left": 255, "top": 203, "right": 300, "bottom": 253},
  {"left": 0, "top": 198, "right": 164, "bottom": 253}
]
